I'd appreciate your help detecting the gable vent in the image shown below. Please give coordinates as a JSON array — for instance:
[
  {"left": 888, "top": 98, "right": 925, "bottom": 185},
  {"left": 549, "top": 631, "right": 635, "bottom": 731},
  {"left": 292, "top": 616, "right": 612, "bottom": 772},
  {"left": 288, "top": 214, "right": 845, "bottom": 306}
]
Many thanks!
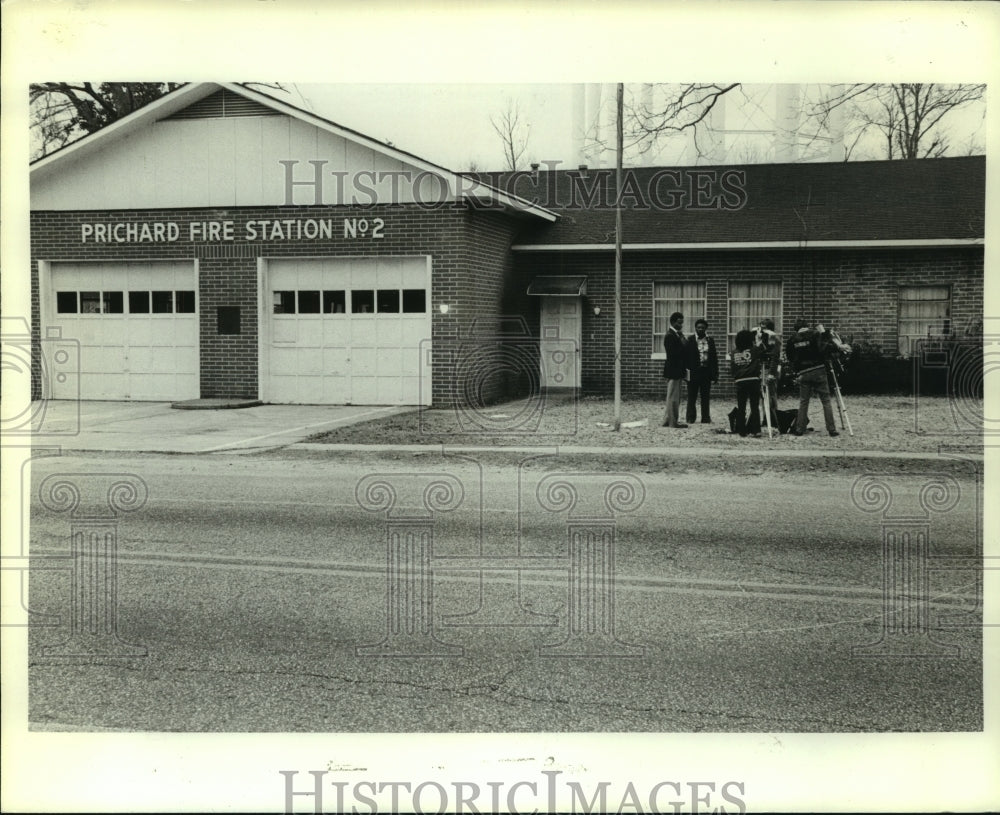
[{"left": 163, "top": 89, "right": 281, "bottom": 120}]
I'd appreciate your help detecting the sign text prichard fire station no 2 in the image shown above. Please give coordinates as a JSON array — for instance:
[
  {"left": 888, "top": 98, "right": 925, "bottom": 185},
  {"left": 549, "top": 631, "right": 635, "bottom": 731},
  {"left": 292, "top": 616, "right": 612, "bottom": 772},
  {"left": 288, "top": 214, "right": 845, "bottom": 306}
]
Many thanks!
[{"left": 80, "top": 217, "right": 386, "bottom": 244}]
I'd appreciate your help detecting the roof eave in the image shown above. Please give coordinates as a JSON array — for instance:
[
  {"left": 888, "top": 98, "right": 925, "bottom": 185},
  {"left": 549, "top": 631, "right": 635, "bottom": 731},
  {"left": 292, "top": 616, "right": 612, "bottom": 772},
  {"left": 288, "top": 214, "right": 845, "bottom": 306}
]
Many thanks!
[
  {"left": 511, "top": 238, "right": 984, "bottom": 251},
  {"left": 30, "top": 83, "right": 218, "bottom": 176}
]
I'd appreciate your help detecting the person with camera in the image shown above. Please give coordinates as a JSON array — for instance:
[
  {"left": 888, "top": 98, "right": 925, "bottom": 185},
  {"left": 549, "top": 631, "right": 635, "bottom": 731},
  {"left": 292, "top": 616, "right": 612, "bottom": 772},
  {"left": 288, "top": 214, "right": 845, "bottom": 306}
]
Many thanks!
[
  {"left": 661, "top": 311, "right": 688, "bottom": 428},
  {"left": 755, "top": 318, "right": 781, "bottom": 426},
  {"left": 786, "top": 318, "right": 839, "bottom": 437},
  {"left": 730, "top": 328, "right": 764, "bottom": 437},
  {"left": 685, "top": 318, "right": 718, "bottom": 424}
]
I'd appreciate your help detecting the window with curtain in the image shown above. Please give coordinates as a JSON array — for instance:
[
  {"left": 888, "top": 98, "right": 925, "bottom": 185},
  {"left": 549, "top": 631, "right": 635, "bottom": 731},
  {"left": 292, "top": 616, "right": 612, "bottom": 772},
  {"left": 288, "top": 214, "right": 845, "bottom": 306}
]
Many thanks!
[
  {"left": 652, "top": 282, "right": 706, "bottom": 354},
  {"left": 898, "top": 286, "right": 951, "bottom": 355},
  {"left": 727, "top": 282, "right": 782, "bottom": 351}
]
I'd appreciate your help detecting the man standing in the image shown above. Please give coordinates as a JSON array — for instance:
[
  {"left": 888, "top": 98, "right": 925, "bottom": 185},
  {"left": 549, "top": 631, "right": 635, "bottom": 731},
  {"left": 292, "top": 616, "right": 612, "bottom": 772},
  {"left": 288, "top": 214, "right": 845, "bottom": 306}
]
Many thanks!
[
  {"left": 662, "top": 311, "right": 688, "bottom": 428},
  {"left": 685, "top": 318, "right": 718, "bottom": 423},
  {"left": 730, "top": 328, "right": 764, "bottom": 437},
  {"left": 786, "top": 319, "right": 839, "bottom": 437}
]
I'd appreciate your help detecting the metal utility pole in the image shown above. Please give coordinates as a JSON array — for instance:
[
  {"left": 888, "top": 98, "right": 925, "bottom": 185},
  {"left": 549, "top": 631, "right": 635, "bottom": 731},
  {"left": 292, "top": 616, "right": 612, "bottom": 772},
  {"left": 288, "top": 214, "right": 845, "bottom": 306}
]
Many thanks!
[{"left": 613, "top": 82, "right": 623, "bottom": 431}]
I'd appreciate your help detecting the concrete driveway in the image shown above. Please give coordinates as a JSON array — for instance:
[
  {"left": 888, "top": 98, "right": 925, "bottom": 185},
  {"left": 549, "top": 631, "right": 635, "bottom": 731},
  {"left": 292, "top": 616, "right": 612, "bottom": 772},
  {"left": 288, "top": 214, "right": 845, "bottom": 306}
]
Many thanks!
[{"left": 21, "top": 400, "right": 413, "bottom": 454}]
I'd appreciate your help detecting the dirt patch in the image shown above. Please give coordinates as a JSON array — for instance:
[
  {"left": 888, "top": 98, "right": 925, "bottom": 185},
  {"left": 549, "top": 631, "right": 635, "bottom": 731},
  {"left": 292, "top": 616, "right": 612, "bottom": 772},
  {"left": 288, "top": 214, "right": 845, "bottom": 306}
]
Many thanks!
[{"left": 308, "top": 394, "right": 983, "bottom": 458}]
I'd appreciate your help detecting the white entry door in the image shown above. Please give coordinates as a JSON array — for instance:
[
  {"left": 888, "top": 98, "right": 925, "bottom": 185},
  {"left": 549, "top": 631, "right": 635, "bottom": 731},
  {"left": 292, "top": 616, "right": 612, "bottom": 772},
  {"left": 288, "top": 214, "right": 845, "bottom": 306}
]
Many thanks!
[
  {"left": 539, "top": 296, "right": 581, "bottom": 388},
  {"left": 44, "top": 261, "right": 199, "bottom": 401},
  {"left": 263, "top": 257, "right": 431, "bottom": 405}
]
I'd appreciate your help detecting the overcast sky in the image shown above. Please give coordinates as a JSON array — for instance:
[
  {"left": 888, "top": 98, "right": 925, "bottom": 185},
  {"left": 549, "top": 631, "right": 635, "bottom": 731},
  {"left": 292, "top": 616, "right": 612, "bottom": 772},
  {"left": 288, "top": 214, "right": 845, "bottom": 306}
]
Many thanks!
[
  {"left": 267, "top": 82, "right": 987, "bottom": 173},
  {"left": 279, "top": 83, "right": 576, "bottom": 170}
]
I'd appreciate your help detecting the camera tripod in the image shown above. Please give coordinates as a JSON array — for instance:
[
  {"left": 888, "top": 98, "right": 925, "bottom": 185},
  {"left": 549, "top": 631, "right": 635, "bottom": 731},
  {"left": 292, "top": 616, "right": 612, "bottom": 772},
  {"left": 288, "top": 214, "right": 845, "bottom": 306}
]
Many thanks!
[
  {"left": 760, "top": 362, "right": 775, "bottom": 438},
  {"left": 827, "top": 362, "right": 854, "bottom": 436}
]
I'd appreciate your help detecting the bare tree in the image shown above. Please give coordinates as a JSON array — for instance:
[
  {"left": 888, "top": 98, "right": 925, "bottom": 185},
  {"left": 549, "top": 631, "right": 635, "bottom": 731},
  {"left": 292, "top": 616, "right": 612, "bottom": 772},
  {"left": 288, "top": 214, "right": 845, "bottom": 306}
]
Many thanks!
[
  {"left": 628, "top": 83, "right": 739, "bottom": 160},
  {"left": 490, "top": 97, "right": 530, "bottom": 171},
  {"left": 29, "top": 87, "right": 82, "bottom": 159},
  {"left": 811, "top": 83, "right": 986, "bottom": 160},
  {"left": 30, "top": 82, "right": 286, "bottom": 160},
  {"left": 626, "top": 82, "right": 985, "bottom": 163},
  {"left": 30, "top": 83, "right": 184, "bottom": 158}
]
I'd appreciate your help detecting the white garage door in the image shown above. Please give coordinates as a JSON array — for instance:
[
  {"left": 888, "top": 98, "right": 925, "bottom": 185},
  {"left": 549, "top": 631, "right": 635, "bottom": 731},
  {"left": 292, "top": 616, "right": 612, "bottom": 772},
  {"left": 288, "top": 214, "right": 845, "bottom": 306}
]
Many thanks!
[
  {"left": 263, "top": 257, "right": 431, "bottom": 405},
  {"left": 45, "top": 261, "right": 199, "bottom": 401}
]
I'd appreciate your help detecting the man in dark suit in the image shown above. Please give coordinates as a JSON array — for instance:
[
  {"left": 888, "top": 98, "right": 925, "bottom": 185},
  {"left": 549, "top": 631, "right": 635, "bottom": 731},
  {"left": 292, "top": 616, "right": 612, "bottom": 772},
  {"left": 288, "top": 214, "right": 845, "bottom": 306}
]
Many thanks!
[
  {"left": 685, "top": 318, "right": 719, "bottom": 423},
  {"left": 661, "top": 311, "right": 688, "bottom": 428}
]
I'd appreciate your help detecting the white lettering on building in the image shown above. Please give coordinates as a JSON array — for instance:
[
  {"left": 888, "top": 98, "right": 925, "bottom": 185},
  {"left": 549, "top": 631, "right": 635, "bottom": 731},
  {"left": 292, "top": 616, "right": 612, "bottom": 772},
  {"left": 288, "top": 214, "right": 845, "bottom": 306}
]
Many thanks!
[
  {"left": 82, "top": 217, "right": 385, "bottom": 243},
  {"left": 81, "top": 222, "right": 181, "bottom": 243}
]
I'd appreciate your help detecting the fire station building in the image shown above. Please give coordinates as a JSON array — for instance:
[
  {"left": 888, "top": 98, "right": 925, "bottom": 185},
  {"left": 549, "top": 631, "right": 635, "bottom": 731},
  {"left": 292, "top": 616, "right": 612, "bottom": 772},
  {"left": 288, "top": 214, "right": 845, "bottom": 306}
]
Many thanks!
[{"left": 29, "top": 82, "right": 985, "bottom": 406}]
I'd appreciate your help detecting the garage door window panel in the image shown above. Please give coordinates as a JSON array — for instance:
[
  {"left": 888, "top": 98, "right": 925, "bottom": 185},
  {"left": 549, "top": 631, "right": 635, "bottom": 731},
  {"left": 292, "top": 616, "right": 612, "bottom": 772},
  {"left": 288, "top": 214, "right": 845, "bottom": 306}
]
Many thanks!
[
  {"left": 274, "top": 291, "right": 296, "bottom": 314},
  {"left": 298, "top": 290, "right": 321, "bottom": 314},
  {"left": 377, "top": 290, "right": 400, "bottom": 313},
  {"left": 402, "top": 289, "right": 426, "bottom": 313},
  {"left": 323, "top": 290, "right": 346, "bottom": 314},
  {"left": 129, "top": 291, "right": 151, "bottom": 314},
  {"left": 80, "top": 291, "right": 101, "bottom": 314},
  {"left": 175, "top": 291, "right": 196, "bottom": 313},
  {"left": 353, "top": 290, "right": 375, "bottom": 314},
  {"left": 57, "top": 292, "right": 78, "bottom": 313},
  {"left": 103, "top": 291, "right": 124, "bottom": 314},
  {"left": 152, "top": 291, "right": 174, "bottom": 314}
]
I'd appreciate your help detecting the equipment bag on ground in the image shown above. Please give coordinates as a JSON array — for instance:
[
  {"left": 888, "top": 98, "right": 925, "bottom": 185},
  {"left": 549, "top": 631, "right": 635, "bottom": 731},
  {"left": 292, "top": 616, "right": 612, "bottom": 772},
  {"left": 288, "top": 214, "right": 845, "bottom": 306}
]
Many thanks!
[{"left": 729, "top": 407, "right": 808, "bottom": 435}]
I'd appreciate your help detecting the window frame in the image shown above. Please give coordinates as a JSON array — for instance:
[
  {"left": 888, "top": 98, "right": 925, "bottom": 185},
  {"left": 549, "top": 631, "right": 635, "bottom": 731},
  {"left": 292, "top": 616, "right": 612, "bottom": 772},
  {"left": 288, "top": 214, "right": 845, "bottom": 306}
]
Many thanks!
[
  {"left": 651, "top": 281, "right": 708, "bottom": 359},
  {"left": 726, "top": 281, "right": 783, "bottom": 352},
  {"left": 270, "top": 287, "right": 428, "bottom": 316},
  {"left": 56, "top": 288, "right": 196, "bottom": 316},
  {"left": 897, "top": 284, "right": 951, "bottom": 356}
]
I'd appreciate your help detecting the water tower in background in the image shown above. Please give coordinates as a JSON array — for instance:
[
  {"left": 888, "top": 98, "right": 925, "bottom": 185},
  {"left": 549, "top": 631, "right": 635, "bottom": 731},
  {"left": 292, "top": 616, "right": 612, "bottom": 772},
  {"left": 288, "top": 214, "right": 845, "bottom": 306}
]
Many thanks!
[{"left": 571, "top": 83, "right": 847, "bottom": 167}]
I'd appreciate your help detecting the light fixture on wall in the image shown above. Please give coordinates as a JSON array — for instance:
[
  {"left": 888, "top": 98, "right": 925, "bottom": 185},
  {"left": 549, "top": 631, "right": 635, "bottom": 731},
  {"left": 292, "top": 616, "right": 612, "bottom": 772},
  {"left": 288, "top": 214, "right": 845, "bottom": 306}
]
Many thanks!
[
  {"left": 439, "top": 303, "right": 450, "bottom": 314},
  {"left": 593, "top": 306, "right": 601, "bottom": 316}
]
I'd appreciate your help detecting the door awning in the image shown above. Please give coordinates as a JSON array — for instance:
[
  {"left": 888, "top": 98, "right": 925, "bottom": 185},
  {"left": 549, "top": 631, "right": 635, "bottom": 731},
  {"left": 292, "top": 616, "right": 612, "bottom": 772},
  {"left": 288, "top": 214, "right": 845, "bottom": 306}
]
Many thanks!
[{"left": 526, "top": 275, "right": 587, "bottom": 296}]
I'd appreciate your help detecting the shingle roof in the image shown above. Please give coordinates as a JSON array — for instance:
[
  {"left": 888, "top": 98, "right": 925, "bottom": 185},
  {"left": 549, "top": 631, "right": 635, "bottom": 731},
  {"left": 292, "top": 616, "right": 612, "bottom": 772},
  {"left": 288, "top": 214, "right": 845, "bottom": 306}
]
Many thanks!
[{"left": 480, "top": 155, "right": 985, "bottom": 246}]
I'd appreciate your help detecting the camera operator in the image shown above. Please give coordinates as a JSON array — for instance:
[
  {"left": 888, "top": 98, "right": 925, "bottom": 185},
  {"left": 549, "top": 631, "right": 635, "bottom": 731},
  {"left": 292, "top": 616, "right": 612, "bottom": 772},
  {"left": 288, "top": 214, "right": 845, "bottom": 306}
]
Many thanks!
[
  {"left": 730, "top": 328, "right": 764, "bottom": 437},
  {"left": 786, "top": 319, "right": 839, "bottom": 437}
]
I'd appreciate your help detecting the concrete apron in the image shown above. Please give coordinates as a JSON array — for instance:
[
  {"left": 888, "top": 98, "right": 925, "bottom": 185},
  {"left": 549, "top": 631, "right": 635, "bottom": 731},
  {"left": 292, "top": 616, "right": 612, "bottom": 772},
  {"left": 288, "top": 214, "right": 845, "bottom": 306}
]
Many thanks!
[{"left": 25, "top": 400, "right": 412, "bottom": 454}]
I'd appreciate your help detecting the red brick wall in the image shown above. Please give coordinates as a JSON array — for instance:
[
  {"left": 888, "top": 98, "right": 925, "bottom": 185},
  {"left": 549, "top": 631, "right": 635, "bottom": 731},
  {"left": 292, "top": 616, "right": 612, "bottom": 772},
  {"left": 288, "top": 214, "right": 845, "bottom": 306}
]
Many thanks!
[
  {"left": 513, "top": 246, "right": 984, "bottom": 398},
  {"left": 453, "top": 209, "right": 530, "bottom": 406},
  {"left": 28, "top": 207, "right": 984, "bottom": 405},
  {"left": 29, "top": 204, "right": 511, "bottom": 406}
]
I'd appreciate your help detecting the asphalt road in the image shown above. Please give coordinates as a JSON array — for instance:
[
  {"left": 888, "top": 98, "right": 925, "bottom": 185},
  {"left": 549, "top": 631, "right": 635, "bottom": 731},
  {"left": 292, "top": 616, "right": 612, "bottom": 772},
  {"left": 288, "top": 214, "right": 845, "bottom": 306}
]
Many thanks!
[{"left": 25, "top": 449, "right": 983, "bottom": 733}]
